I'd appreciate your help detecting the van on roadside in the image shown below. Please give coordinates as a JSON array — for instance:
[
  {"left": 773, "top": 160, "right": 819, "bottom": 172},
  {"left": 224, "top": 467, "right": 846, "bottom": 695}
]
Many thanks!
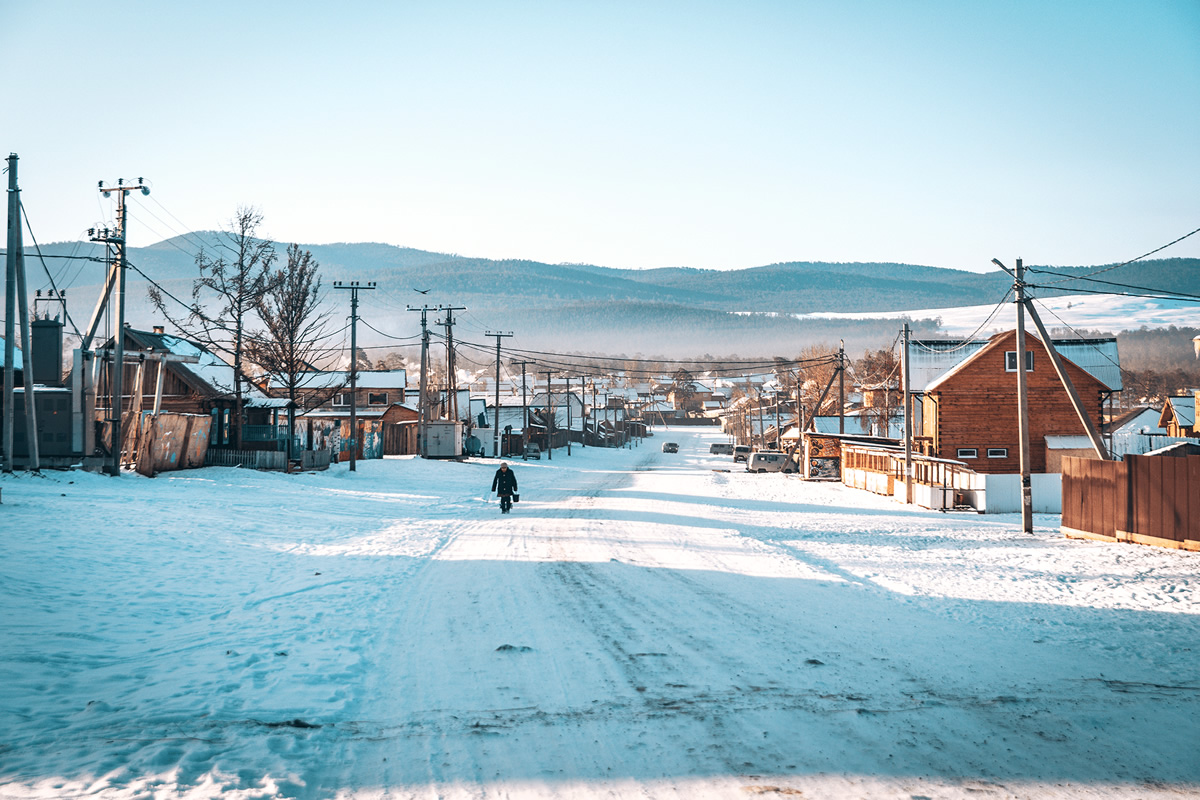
[
  {"left": 746, "top": 451, "right": 796, "bottom": 473},
  {"left": 733, "top": 445, "right": 752, "bottom": 463},
  {"left": 709, "top": 442, "right": 734, "bottom": 455}
]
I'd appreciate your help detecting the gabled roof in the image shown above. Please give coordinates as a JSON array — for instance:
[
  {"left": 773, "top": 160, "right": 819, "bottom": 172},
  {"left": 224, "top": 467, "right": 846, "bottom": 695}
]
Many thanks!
[
  {"left": 923, "top": 330, "right": 1120, "bottom": 393},
  {"left": 912, "top": 331, "right": 1121, "bottom": 392},
  {"left": 291, "top": 370, "right": 407, "bottom": 391},
  {"left": 1160, "top": 395, "right": 1196, "bottom": 428}
]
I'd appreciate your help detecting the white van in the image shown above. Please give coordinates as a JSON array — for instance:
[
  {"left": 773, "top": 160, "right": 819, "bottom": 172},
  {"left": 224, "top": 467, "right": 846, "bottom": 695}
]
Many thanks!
[
  {"left": 746, "top": 451, "right": 796, "bottom": 473},
  {"left": 709, "top": 442, "right": 734, "bottom": 455}
]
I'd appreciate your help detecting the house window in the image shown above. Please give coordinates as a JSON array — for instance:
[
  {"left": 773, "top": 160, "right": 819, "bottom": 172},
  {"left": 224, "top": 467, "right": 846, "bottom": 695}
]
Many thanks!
[
  {"left": 987, "top": 448, "right": 1008, "bottom": 458},
  {"left": 368, "top": 392, "right": 388, "bottom": 406},
  {"left": 1005, "top": 351, "right": 1035, "bottom": 372},
  {"left": 957, "top": 448, "right": 978, "bottom": 459},
  {"left": 333, "top": 393, "right": 349, "bottom": 407}
]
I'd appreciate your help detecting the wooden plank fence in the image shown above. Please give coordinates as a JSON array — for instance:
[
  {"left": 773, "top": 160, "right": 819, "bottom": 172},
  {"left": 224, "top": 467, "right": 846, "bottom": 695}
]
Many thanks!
[
  {"left": 1062, "top": 454, "right": 1200, "bottom": 550},
  {"left": 204, "top": 448, "right": 288, "bottom": 471}
]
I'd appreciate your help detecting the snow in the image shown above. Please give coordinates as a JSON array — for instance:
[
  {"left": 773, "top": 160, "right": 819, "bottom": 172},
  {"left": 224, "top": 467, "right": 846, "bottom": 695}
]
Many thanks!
[
  {"left": 3, "top": 427, "right": 1199, "bottom": 799},
  {"left": 796, "top": 293, "right": 1200, "bottom": 336}
]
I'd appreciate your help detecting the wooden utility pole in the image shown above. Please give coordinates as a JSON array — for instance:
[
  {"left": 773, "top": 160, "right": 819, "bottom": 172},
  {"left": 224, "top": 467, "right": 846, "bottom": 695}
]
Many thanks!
[
  {"left": 838, "top": 339, "right": 846, "bottom": 434},
  {"left": 439, "top": 306, "right": 466, "bottom": 423},
  {"left": 565, "top": 375, "right": 573, "bottom": 455},
  {"left": 335, "top": 281, "right": 375, "bottom": 472},
  {"left": 486, "top": 331, "right": 512, "bottom": 457},
  {"left": 542, "top": 370, "right": 555, "bottom": 460},
  {"left": 1024, "top": 303, "right": 1109, "bottom": 459},
  {"left": 407, "top": 305, "right": 435, "bottom": 458},
  {"left": 511, "top": 359, "right": 534, "bottom": 451},
  {"left": 994, "top": 258, "right": 1034, "bottom": 533},
  {"left": 88, "top": 178, "right": 148, "bottom": 476},
  {"left": 903, "top": 323, "right": 913, "bottom": 504}
]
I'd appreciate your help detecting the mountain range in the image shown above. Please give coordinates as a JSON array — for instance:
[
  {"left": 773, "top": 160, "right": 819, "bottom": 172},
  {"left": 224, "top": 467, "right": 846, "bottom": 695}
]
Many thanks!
[{"left": 27, "top": 235, "right": 1199, "bottom": 359}]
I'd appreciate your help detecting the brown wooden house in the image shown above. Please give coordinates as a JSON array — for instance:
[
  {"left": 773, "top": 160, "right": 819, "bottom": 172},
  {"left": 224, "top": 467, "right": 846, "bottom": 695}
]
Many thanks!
[
  {"left": 918, "top": 330, "right": 1112, "bottom": 474},
  {"left": 1157, "top": 392, "right": 1198, "bottom": 439}
]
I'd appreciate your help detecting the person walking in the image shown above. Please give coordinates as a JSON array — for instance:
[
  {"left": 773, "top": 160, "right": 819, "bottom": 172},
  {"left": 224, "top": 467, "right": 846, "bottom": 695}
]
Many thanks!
[{"left": 491, "top": 461, "right": 518, "bottom": 514}]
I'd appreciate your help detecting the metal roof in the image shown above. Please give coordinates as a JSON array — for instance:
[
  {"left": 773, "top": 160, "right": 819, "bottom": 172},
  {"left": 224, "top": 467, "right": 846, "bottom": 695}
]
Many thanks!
[
  {"left": 0, "top": 337, "right": 22, "bottom": 370},
  {"left": 909, "top": 333, "right": 1121, "bottom": 392},
  {"left": 1167, "top": 396, "right": 1195, "bottom": 427}
]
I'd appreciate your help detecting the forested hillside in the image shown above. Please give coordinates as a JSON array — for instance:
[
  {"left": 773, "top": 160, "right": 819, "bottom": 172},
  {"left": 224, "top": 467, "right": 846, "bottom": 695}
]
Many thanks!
[{"left": 23, "top": 235, "right": 1199, "bottom": 362}]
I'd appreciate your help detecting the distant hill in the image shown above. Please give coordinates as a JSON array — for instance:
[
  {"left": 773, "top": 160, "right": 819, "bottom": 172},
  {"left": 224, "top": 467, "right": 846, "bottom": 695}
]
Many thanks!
[{"left": 19, "top": 236, "right": 1199, "bottom": 359}]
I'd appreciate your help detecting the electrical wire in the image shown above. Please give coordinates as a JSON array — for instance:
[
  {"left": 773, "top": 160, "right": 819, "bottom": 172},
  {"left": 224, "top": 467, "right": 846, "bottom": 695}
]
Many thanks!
[
  {"left": 909, "top": 288, "right": 1015, "bottom": 355},
  {"left": 1028, "top": 297, "right": 1125, "bottom": 376},
  {"left": 19, "top": 201, "right": 84, "bottom": 339},
  {"left": 1025, "top": 271, "right": 1200, "bottom": 301},
  {"left": 1026, "top": 284, "right": 1200, "bottom": 304},
  {"left": 1032, "top": 225, "right": 1200, "bottom": 286}
]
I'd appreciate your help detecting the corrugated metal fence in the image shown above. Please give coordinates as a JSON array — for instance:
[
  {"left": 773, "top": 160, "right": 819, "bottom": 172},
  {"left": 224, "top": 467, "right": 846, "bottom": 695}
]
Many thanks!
[{"left": 1062, "top": 454, "right": 1200, "bottom": 550}]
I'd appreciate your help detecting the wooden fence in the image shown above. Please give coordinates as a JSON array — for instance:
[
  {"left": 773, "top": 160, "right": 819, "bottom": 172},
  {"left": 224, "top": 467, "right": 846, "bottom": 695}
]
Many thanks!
[
  {"left": 1062, "top": 454, "right": 1200, "bottom": 550},
  {"left": 205, "top": 448, "right": 288, "bottom": 471}
]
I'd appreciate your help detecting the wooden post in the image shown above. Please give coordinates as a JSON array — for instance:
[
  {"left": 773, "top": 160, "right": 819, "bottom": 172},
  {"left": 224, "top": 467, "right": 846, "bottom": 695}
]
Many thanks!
[
  {"left": 1023, "top": 301, "right": 1109, "bottom": 459},
  {"left": 1014, "top": 259, "right": 1034, "bottom": 534}
]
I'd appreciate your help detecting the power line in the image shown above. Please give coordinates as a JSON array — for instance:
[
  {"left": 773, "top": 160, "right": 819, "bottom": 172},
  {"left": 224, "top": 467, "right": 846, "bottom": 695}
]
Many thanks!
[
  {"left": 17, "top": 202, "right": 83, "bottom": 338},
  {"left": 1025, "top": 271, "right": 1200, "bottom": 301},
  {"left": 909, "top": 288, "right": 1014, "bottom": 354},
  {"left": 1025, "top": 284, "right": 1200, "bottom": 304},
  {"left": 1034, "top": 225, "right": 1200, "bottom": 286}
]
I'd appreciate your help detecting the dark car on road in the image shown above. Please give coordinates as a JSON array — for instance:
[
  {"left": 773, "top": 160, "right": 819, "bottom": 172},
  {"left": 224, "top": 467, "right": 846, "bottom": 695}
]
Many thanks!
[{"left": 661, "top": 442, "right": 679, "bottom": 453}]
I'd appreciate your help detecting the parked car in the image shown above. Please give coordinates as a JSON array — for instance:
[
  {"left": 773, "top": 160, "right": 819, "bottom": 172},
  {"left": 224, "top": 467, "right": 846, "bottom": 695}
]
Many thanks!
[
  {"left": 661, "top": 442, "right": 679, "bottom": 453},
  {"left": 747, "top": 450, "right": 796, "bottom": 473},
  {"left": 709, "top": 442, "right": 734, "bottom": 455},
  {"left": 733, "top": 445, "right": 752, "bottom": 463},
  {"left": 523, "top": 442, "right": 542, "bottom": 460}
]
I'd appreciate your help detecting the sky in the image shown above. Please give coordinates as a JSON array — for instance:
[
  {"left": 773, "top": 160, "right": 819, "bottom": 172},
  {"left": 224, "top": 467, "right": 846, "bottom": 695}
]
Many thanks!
[{"left": 3, "top": 0, "right": 1199, "bottom": 272}]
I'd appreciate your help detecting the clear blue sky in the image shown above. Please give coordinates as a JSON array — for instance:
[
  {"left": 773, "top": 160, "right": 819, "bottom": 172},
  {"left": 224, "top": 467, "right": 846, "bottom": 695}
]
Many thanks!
[{"left": 4, "top": 0, "right": 1199, "bottom": 272}]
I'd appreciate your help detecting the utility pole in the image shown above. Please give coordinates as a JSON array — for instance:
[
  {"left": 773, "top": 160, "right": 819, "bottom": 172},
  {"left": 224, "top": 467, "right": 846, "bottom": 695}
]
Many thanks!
[
  {"left": 838, "top": 339, "right": 846, "bottom": 434},
  {"left": 408, "top": 305, "right": 435, "bottom": 458},
  {"left": 4, "top": 153, "right": 37, "bottom": 473},
  {"left": 993, "top": 258, "right": 1033, "bottom": 534},
  {"left": 903, "top": 322, "right": 913, "bottom": 504},
  {"left": 565, "top": 375, "right": 573, "bottom": 455},
  {"left": 486, "top": 331, "right": 512, "bottom": 458},
  {"left": 439, "top": 305, "right": 466, "bottom": 424},
  {"left": 335, "top": 281, "right": 375, "bottom": 472},
  {"left": 88, "top": 177, "right": 148, "bottom": 476},
  {"left": 511, "top": 359, "right": 534, "bottom": 452},
  {"left": 542, "top": 370, "right": 555, "bottom": 460}
]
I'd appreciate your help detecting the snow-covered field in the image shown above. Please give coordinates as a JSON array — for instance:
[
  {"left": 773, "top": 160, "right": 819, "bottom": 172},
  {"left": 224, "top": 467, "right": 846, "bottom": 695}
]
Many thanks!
[
  {"left": 795, "top": 293, "right": 1199, "bottom": 336},
  {"left": 3, "top": 428, "right": 1199, "bottom": 799}
]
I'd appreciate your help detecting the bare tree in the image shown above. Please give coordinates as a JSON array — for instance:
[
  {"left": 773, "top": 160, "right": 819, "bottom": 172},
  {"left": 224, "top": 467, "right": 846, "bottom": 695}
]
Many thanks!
[
  {"left": 149, "top": 206, "right": 278, "bottom": 448},
  {"left": 249, "top": 243, "right": 334, "bottom": 426}
]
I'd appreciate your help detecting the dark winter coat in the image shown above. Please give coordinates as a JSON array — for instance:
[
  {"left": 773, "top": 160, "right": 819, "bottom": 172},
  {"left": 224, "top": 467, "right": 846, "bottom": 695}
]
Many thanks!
[{"left": 491, "top": 467, "right": 518, "bottom": 496}]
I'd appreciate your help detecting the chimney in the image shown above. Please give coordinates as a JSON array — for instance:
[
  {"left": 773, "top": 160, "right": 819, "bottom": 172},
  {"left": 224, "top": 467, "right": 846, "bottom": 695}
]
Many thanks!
[{"left": 153, "top": 325, "right": 165, "bottom": 335}]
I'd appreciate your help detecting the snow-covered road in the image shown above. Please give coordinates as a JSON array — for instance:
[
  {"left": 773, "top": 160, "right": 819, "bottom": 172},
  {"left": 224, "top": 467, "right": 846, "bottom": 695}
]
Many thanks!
[{"left": 2, "top": 427, "right": 1199, "bottom": 799}]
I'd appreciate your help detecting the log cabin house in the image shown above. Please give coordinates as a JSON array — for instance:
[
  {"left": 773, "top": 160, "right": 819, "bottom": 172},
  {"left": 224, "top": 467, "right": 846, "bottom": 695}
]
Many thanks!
[
  {"left": 1157, "top": 392, "right": 1198, "bottom": 439},
  {"left": 914, "top": 330, "right": 1117, "bottom": 474}
]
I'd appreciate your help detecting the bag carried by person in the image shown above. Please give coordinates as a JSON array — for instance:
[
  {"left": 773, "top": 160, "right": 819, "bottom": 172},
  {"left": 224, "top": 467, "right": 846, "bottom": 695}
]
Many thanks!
[{"left": 512, "top": 494, "right": 520, "bottom": 503}]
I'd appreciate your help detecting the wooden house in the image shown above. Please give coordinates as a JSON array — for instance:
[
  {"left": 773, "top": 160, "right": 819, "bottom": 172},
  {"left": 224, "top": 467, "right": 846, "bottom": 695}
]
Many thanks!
[
  {"left": 917, "top": 330, "right": 1113, "bottom": 474},
  {"left": 1157, "top": 393, "right": 1198, "bottom": 439},
  {"left": 99, "top": 326, "right": 291, "bottom": 450}
]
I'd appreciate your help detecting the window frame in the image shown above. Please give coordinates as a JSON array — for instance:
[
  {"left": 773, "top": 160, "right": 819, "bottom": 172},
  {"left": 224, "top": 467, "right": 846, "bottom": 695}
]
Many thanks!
[
  {"left": 987, "top": 447, "right": 1009, "bottom": 458},
  {"left": 1005, "top": 350, "right": 1035, "bottom": 372},
  {"left": 332, "top": 393, "right": 349, "bottom": 407},
  {"left": 367, "top": 391, "right": 388, "bottom": 406},
  {"left": 956, "top": 447, "right": 978, "bottom": 459}
]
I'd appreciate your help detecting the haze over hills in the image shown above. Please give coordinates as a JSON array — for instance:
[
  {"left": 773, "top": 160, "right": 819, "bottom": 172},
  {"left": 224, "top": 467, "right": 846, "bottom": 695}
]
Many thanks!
[{"left": 26, "top": 235, "right": 1200, "bottom": 359}]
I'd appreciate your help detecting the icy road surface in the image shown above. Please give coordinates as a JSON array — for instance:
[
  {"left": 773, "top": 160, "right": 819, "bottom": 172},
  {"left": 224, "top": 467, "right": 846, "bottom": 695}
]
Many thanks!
[{"left": 2, "top": 427, "right": 1199, "bottom": 799}]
